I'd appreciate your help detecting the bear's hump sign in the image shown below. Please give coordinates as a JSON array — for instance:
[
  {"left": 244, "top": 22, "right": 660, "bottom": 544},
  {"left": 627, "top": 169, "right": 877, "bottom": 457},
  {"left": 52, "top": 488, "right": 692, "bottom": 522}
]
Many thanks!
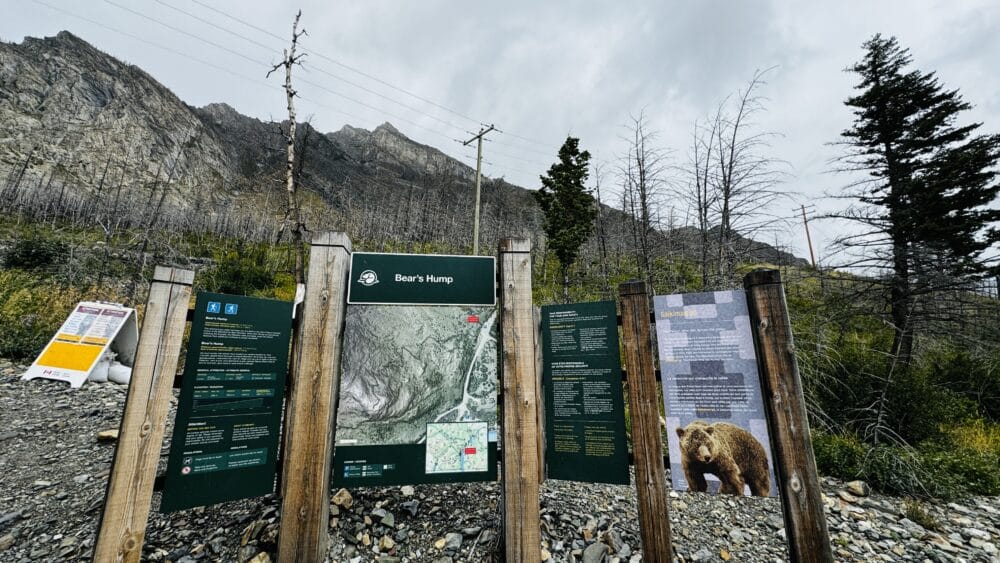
[{"left": 653, "top": 290, "right": 778, "bottom": 497}]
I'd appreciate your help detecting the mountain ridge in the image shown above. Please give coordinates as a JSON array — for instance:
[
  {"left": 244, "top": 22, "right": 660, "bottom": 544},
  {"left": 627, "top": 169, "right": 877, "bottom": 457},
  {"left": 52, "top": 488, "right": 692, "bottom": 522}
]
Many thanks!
[{"left": 0, "top": 30, "right": 805, "bottom": 266}]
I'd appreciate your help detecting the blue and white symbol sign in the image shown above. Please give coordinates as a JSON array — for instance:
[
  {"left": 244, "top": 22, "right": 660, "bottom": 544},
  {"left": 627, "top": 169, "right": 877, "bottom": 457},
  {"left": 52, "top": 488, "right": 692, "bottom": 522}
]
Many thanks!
[
  {"left": 224, "top": 303, "right": 239, "bottom": 315},
  {"left": 206, "top": 301, "right": 222, "bottom": 314}
]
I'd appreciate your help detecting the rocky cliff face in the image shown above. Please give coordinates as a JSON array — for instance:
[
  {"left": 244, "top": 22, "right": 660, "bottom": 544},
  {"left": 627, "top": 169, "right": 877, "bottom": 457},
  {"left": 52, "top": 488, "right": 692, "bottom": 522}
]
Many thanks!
[
  {"left": 0, "top": 31, "right": 234, "bottom": 197},
  {"left": 327, "top": 122, "right": 476, "bottom": 183},
  {"left": 0, "top": 31, "right": 487, "bottom": 217}
]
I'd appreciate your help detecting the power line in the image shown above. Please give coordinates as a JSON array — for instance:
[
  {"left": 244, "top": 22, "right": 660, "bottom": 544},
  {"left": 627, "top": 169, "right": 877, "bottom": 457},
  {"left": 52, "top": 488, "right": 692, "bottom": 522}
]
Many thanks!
[
  {"left": 152, "top": 0, "right": 469, "bottom": 134},
  {"left": 188, "top": 0, "right": 483, "bottom": 126},
  {"left": 299, "top": 77, "right": 456, "bottom": 141},
  {"left": 103, "top": 0, "right": 265, "bottom": 67},
  {"left": 99, "top": 0, "right": 468, "bottom": 145},
  {"left": 152, "top": 0, "right": 274, "bottom": 53},
  {"left": 34, "top": 0, "right": 544, "bottom": 181},
  {"left": 488, "top": 137, "right": 555, "bottom": 158},
  {"left": 29, "top": 1, "right": 437, "bottom": 147},
  {"left": 484, "top": 146, "right": 550, "bottom": 167},
  {"left": 500, "top": 130, "right": 554, "bottom": 149},
  {"left": 183, "top": 0, "right": 554, "bottom": 153},
  {"left": 31, "top": 3, "right": 270, "bottom": 94}
]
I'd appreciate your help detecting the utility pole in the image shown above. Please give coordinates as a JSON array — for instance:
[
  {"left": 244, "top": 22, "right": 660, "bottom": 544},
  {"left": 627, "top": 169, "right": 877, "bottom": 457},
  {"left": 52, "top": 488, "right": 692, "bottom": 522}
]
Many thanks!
[
  {"left": 463, "top": 124, "right": 496, "bottom": 255},
  {"left": 800, "top": 204, "right": 817, "bottom": 269}
]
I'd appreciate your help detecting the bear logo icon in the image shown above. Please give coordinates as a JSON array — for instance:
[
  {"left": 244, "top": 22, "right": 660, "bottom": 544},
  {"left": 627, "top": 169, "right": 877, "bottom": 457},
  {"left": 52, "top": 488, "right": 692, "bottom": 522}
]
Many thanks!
[{"left": 357, "top": 270, "right": 379, "bottom": 286}]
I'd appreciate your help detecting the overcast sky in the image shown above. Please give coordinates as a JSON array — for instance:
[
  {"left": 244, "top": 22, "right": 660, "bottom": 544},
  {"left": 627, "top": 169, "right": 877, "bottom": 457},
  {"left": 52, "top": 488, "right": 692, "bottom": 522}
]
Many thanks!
[{"left": 4, "top": 0, "right": 999, "bottom": 261}]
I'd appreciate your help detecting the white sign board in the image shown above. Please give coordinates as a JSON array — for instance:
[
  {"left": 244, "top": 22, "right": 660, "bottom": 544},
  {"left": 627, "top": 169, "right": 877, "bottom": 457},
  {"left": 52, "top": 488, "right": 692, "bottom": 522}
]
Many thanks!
[
  {"left": 654, "top": 290, "right": 777, "bottom": 497},
  {"left": 22, "top": 301, "right": 138, "bottom": 388}
]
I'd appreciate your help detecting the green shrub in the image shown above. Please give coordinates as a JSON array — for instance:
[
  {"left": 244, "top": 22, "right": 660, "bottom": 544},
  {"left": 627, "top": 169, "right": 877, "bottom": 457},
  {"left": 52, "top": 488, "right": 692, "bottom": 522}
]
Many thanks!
[
  {"left": 919, "top": 346, "right": 1000, "bottom": 421},
  {"left": 812, "top": 431, "right": 865, "bottom": 478},
  {"left": 919, "top": 420, "right": 1000, "bottom": 497},
  {"left": 0, "top": 270, "right": 127, "bottom": 360},
  {"left": 902, "top": 499, "right": 941, "bottom": 531},
  {"left": 857, "top": 443, "right": 934, "bottom": 497},
  {"left": 4, "top": 234, "right": 69, "bottom": 271},
  {"left": 919, "top": 447, "right": 1000, "bottom": 497},
  {"left": 812, "top": 427, "right": 1000, "bottom": 498},
  {"left": 201, "top": 247, "right": 277, "bottom": 296},
  {"left": 813, "top": 431, "right": 931, "bottom": 496}
]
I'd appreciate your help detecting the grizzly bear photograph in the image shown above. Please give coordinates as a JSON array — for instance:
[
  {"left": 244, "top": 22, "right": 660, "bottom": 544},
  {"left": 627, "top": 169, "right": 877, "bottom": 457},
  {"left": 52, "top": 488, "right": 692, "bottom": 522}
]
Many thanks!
[{"left": 675, "top": 420, "right": 771, "bottom": 497}]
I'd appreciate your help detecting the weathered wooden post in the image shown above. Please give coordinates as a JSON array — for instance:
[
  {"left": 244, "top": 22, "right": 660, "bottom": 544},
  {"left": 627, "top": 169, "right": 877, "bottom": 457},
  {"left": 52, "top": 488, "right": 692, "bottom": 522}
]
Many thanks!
[
  {"left": 277, "top": 232, "right": 352, "bottom": 562},
  {"left": 744, "top": 269, "right": 833, "bottom": 563},
  {"left": 498, "top": 238, "right": 542, "bottom": 562},
  {"left": 618, "top": 280, "right": 673, "bottom": 562},
  {"left": 94, "top": 266, "right": 194, "bottom": 563}
]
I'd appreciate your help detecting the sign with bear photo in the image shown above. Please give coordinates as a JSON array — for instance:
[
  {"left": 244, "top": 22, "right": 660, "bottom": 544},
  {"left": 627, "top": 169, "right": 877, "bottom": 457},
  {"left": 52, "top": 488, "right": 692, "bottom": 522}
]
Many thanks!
[{"left": 653, "top": 290, "right": 777, "bottom": 497}]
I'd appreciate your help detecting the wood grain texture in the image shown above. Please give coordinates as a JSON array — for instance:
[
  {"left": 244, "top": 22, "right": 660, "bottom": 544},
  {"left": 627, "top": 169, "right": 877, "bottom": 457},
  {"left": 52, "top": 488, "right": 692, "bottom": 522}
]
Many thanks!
[
  {"left": 618, "top": 280, "right": 673, "bottom": 562},
  {"left": 93, "top": 266, "right": 194, "bottom": 563},
  {"left": 277, "top": 232, "right": 352, "bottom": 563},
  {"left": 498, "top": 238, "right": 542, "bottom": 562},
  {"left": 744, "top": 269, "right": 833, "bottom": 563}
]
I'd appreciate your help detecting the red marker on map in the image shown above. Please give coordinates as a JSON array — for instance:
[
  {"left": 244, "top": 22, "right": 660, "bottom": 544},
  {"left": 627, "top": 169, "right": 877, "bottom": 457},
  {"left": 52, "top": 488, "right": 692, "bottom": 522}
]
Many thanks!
[
  {"left": 464, "top": 447, "right": 477, "bottom": 454},
  {"left": 467, "top": 315, "right": 479, "bottom": 323}
]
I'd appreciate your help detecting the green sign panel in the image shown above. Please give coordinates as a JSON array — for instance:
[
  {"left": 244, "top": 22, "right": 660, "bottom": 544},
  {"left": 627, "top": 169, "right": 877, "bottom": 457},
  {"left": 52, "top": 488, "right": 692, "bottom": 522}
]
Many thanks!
[
  {"left": 541, "top": 301, "right": 629, "bottom": 484},
  {"left": 348, "top": 252, "right": 495, "bottom": 305},
  {"left": 161, "top": 292, "right": 292, "bottom": 512},
  {"left": 334, "top": 252, "right": 498, "bottom": 487}
]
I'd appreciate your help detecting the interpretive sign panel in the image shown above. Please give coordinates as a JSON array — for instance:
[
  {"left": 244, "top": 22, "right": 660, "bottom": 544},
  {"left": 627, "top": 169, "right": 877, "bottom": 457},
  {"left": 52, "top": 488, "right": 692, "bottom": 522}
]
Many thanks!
[
  {"left": 161, "top": 293, "right": 292, "bottom": 511},
  {"left": 540, "top": 301, "right": 629, "bottom": 484},
  {"left": 654, "top": 290, "right": 777, "bottom": 497},
  {"left": 23, "top": 301, "right": 137, "bottom": 388},
  {"left": 348, "top": 252, "right": 496, "bottom": 306},
  {"left": 333, "top": 252, "right": 498, "bottom": 486}
]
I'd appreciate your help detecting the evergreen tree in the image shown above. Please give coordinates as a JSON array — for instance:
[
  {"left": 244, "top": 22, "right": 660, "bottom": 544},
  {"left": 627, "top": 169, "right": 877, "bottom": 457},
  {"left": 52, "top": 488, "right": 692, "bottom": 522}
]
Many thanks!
[
  {"left": 535, "top": 137, "right": 596, "bottom": 302},
  {"left": 837, "top": 34, "right": 1000, "bottom": 366}
]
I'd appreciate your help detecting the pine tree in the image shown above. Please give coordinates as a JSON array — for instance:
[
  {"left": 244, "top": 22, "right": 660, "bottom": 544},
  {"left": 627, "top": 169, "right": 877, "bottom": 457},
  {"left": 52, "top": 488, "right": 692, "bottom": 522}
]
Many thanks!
[
  {"left": 837, "top": 34, "right": 1000, "bottom": 366},
  {"left": 535, "top": 137, "right": 596, "bottom": 302}
]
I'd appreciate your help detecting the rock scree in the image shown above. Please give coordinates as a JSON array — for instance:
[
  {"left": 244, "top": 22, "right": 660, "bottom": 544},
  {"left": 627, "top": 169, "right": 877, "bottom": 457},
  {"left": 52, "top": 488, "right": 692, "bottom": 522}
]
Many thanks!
[{"left": 0, "top": 359, "right": 998, "bottom": 562}]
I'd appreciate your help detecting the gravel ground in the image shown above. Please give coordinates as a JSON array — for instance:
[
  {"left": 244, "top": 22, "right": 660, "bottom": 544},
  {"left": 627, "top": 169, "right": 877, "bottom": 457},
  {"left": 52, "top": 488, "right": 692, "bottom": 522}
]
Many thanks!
[{"left": 1, "top": 359, "right": 998, "bottom": 562}]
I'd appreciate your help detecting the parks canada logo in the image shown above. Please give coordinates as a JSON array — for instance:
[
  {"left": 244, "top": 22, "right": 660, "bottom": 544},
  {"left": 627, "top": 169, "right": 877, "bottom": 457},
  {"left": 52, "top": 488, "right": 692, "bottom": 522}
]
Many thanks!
[{"left": 357, "top": 270, "right": 379, "bottom": 286}]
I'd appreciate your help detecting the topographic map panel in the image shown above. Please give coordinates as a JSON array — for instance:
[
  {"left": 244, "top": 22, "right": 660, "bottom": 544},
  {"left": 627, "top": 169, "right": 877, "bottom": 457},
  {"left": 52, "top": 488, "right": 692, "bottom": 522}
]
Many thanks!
[
  {"left": 425, "top": 421, "right": 488, "bottom": 474},
  {"left": 336, "top": 305, "right": 498, "bottom": 446}
]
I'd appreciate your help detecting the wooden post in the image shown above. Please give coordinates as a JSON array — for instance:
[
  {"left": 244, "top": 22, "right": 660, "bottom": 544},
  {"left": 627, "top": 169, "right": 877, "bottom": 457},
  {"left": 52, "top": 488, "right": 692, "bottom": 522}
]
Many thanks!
[
  {"left": 618, "top": 280, "right": 673, "bottom": 562},
  {"left": 277, "top": 232, "right": 352, "bottom": 563},
  {"left": 744, "top": 269, "right": 833, "bottom": 563},
  {"left": 94, "top": 266, "right": 194, "bottom": 563},
  {"left": 498, "top": 238, "right": 541, "bottom": 562},
  {"left": 533, "top": 305, "right": 545, "bottom": 482}
]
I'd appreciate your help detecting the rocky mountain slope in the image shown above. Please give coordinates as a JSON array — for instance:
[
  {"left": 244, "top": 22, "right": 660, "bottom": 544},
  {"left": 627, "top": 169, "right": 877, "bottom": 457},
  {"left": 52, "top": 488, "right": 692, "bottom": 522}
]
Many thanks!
[
  {"left": 0, "top": 31, "right": 233, "bottom": 193},
  {"left": 0, "top": 31, "right": 804, "bottom": 266}
]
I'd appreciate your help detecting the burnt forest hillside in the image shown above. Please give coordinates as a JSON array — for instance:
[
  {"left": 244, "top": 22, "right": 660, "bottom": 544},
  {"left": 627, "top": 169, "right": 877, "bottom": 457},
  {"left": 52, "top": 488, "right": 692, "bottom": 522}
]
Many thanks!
[{"left": 0, "top": 31, "right": 802, "bottom": 265}]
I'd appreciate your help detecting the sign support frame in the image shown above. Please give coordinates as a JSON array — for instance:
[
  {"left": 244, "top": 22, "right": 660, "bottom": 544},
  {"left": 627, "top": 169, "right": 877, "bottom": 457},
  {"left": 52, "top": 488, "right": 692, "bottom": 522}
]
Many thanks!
[
  {"left": 93, "top": 266, "right": 194, "bottom": 563},
  {"left": 744, "top": 269, "right": 833, "bottom": 563},
  {"left": 276, "top": 231, "right": 352, "bottom": 563},
  {"left": 498, "top": 238, "right": 542, "bottom": 562},
  {"left": 618, "top": 280, "right": 674, "bottom": 562}
]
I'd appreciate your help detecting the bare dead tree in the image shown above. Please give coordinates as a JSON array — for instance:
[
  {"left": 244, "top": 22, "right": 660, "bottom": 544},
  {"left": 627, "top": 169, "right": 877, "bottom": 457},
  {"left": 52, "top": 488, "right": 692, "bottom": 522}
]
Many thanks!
[
  {"left": 708, "top": 68, "right": 787, "bottom": 285},
  {"left": 268, "top": 10, "right": 308, "bottom": 284},
  {"left": 685, "top": 115, "right": 721, "bottom": 288},
  {"left": 591, "top": 161, "right": 613, "bottom": 298},
  {"left": 618, "top": 110, "right": 671, "bottom": 296}
]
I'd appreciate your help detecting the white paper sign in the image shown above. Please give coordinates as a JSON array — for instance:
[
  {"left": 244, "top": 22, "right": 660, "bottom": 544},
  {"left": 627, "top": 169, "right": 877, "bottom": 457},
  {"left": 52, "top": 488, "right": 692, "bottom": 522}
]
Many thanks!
[{"left": 23, "top": 301, "right": 138, "bottom": 388}]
